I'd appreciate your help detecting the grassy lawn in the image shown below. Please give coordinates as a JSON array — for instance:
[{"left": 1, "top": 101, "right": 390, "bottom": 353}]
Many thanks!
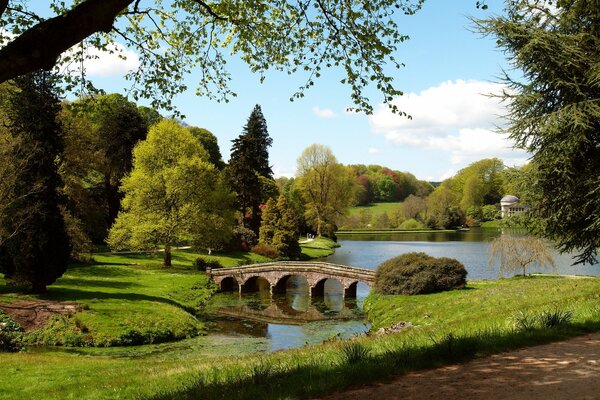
[
  {"left": 1, "top": 273, "right": 599, "bottom": 399},
  {"left": 480, "top": 219, "right": 501, "bottom": 228},
  {"left": 299, "top": 237, "right": 340, "bottom": 258},
  {"left": 348, "top": 202, "right": 403, "bottom": 217}
]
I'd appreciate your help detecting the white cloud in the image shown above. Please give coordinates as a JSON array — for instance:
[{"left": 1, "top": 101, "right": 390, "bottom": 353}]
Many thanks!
[
  {"left": 368, "top": 147, "right": 380, "bottom": 154},
  {"left": 369, "top": 79, "right": 528, "bottom": 166},
  {"left": 312, "top": 106, "right": 337, "bottom": 118},
  {"left": 439, "top": 169, "right": 456, "bottom": 181},
  {"left": 273, "top": 165, "right": 295, "bottom": 178},
  {"left": 60, "top": 42, "right": 140, "bottom": 78}
]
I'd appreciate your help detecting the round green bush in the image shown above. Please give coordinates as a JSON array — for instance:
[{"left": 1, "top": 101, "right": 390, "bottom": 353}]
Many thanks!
[
  {"left": 374, "top": 252, "right": 467, "bottom": 295},
  {"left": 0, "top": 311, "right": 23, "bottom": 352}
]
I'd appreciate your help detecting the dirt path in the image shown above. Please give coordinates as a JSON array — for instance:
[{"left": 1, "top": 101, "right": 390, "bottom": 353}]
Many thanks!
[
  {"left": 315, "top": 332, "right": 600, "bottom": 400},
  {"left": 0, "top": 300, "right": 82, "bottom": 331}
]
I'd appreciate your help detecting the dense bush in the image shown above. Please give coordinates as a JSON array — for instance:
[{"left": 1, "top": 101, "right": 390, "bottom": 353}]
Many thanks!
[
  {"left": 251, "top": 243, "right": 279, "bottom": 259},
  {"left": 398, "top": 218, "right": 425, "bottom": 230},
  {"left": 374, "top": 252, "right": 467, "bottom": 295},
  {"left": 0, "top": 311, "right": 23, "bottom": 352},
  {"left": 228, "top": 225, "right": 258, "bottom": 251},
  {"left": 193, "top": 258, "right": 223, "bottom": 271}
]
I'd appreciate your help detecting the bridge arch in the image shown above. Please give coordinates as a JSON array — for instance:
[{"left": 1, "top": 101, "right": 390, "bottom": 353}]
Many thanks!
[
  {"left": 310, "top": 277, "right": 343, "bottom": 297},
  {"left": 220, "top": 276, "right": 238, "bottom": 292},
  {"left": 273, "top": 275, "right": 310, "bottom": 295},
  {"left": 241, "top": 276, "right": 271, "bottom": 293}
]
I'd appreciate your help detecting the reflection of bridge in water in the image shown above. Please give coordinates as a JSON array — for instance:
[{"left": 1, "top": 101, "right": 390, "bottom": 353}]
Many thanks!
[{"left": 209, "top": 261, "right": 375, "bottom": 298}]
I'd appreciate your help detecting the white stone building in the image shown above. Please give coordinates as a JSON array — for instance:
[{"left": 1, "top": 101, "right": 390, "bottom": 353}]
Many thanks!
[{"left": 500, "top": 195, "right": 530, "bottom": 218}]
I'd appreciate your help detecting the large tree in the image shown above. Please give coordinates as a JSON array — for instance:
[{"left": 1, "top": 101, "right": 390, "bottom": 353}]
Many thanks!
[
  {"left": 0, "top": 0, "right": 425, "bottom": 114},
  {"left": 0, "top": 72, "right": 70, "bottom": 293},
  {"left": 60, "top": 93, "right": 148, "bottom": 242},
  {"left": 188, "top": 126, "right": 225, "bottom": 169},
  {"left": 479, "top": 0, "right": 600, "bottom": 264},
  {"left": 296, "top": 144, "right": 357, "bottom": 237},
  {"left": 228, "top": 105, "right": 274, "bottom": 232},
  {"left": 107, "top": 119, "right": 235, "bottom": 266}
]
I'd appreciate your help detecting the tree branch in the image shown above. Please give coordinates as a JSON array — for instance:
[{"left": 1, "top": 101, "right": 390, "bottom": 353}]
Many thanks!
[
  {"left": 0, "top": 0, "right": 10, "bottom": 19},
  {"left": 0, "top": 0, "right": 134, "bottom": 84}
]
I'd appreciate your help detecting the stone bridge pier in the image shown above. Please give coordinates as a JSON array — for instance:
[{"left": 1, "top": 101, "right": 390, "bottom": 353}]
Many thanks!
[{"left": 209, "top": 261, "right": 375, "bottom": 299}]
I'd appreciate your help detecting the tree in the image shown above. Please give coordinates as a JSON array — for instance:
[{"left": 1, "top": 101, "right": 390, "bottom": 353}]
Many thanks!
[
  {"left": 426, "top": 184, "right": 464, "bottom": 228},
  {"left": 188, "top": 126, "right": 225, "bottom": 169},
  {"left": 488, "top": 235, "right": 555, "bottom": 277},
  {"left": 296, "top": 144, "right": 357, "bottom": 236},
  {"left": 479, "top": 1, "right": 600, "bottom": 264},
  {"left": 228, "top": 105, "right": 274, "bottom": 233},
  {"left": 107, "top": 119, "right": 235, "bottom": 267},
  {"left": 258, "top": 195, "right": 301, "bottom": 258},
  {"left": 0, "top": 72, "right": 70, "bottom": 293},
  {"left": 402, "top": 194, "right": 427, "bottom": 220},
  {"left": 60, "top": 93, "right": 148, "bottom": 241},
  {"left": 0, "top": 0, "right": 425, "bottom": 114}
]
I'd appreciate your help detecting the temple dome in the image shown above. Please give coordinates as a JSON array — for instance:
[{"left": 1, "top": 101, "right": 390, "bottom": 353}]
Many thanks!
[{"left": 500, "top": 195, "right": 519, "bottom": 204}]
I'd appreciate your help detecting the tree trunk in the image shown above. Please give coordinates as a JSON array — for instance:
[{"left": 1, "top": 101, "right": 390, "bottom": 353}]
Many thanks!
[
  {"left": 30, "top": 281, "right": 47, "bottom": 294},
  {"left": 163, "top": 245, "right": 172, "bottom": 267}
]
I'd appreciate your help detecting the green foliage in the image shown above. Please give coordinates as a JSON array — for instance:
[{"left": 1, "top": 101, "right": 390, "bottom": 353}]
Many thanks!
[
  {"left": 228, "top": 105, "right": 274, "bottom": 233},
  {"left": 0, "top": 71, "right": 70, "bottom": 292},
  {"left": 481, "top": 204, "right": 500, "bottom": 221},
  {"left": 228, "top": 225, "right": 258, "bottom": 251},
  {"left": 188, "top": 126, "right": 225, "bottom": 169},
  {"left": 374, "top": 252, "right": 467, "bottom": 295},
  {"left": 60, "top": 93, "right": 149, "bottom": 243},
  {"left": 107, "top": 119, "right": 235, "bottom": 266},
  {"left": 193, "top": 258, "right": 223, "bottom": 272},
  {"left": 511, "top": 308, "right": 574, "bottom": 330},
  {"left": 0, "top": 311, "right": 23, "bottom": 352},
  {"left": 297, "top": 144, "right": 358, "bottom": 236},
  {"left": 479, "top": 1, "right": 600, "bottom": 264},
  {"left": 340, "top": 342, "right": 370, "bottom": 365},
  {"left": 0, "top": 0, "right": 426, "bottom": 114},
  {"left": 398, "top": 218, "right": 426, "bottom": 230}
]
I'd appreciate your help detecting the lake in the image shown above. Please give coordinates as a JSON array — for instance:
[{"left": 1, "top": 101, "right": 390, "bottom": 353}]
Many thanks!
[{"left": 328, "top": 229, "right": 600, "bottom": 280}]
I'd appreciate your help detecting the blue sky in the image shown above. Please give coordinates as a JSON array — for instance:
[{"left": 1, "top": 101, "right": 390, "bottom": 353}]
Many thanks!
[{"left": 71, "top": 0, "right": 529, "bottom": 181}]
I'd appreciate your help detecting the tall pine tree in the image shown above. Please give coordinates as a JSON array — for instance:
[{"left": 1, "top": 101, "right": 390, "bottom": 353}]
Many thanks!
[
  {"left": 0, "top": 72, "right": 70, "bottom": 293},
  {"left": 228, "top": 105, "right": 274, "bottom": 233}
]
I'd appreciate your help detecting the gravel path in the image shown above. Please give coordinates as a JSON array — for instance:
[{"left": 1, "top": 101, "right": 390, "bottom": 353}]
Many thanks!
[{"left": 314, "top": 332, "right": 600, "bottom": 400}]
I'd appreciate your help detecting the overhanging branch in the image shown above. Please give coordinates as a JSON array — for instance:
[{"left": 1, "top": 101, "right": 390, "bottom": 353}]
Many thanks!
[{"left": 0, "top": 0, "right": 134, "bottom": 83}]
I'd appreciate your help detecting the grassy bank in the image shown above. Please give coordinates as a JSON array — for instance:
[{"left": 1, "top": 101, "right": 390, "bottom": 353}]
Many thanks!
[
  {"left": 299, "top": 236, "right": 340, "bottom": 258},
  {"left": 1, "top": 274, "right": 599, "bottom": 399},
  {"left": 337, "top": 229, "right": 455, "bottom": 234},
  {"left": 348, "top": 202, "right": 403, "bottom": 217}
]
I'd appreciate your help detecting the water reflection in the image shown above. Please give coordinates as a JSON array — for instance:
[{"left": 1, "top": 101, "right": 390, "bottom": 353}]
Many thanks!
[{"left": 205, "top": 275, "right": 370, "bottom": 350}]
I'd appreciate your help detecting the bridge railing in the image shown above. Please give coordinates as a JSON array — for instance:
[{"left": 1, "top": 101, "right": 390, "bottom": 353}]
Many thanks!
[{"left": 208, "top": 261, "right": 375, "bottom": 278}]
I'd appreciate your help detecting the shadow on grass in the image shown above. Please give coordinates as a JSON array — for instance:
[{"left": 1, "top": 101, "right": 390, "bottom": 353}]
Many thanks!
[
  {"left": 53, "top": 278, "right": 141, "bottom": 290},
  {"left": 148, "top": 322, "right": 600, "bottom": 400},
  {"left": 38, "top": 287, "right": 198, "bottom": 313}
]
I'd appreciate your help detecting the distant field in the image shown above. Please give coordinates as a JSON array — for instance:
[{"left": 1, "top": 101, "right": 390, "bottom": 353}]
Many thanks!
[{"left": 348, "top": 202, "right": 403, "bottom": 217}]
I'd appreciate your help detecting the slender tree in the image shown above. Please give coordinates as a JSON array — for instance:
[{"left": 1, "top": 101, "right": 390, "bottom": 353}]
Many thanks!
[
  {"left": 188, "top": 126, "right": 225, "bottom": 169},
  {"left": 228, "top": 105, "right": 274, "bottom": 232},
  {"left": 296, "top": 144, "right": 357, "bottom": 237},
  {"left": 0, "top": 71, "right": 70, "bottom": 293},
  {"left": 489, "top": 235, "right": 555, "bottom": 277}
]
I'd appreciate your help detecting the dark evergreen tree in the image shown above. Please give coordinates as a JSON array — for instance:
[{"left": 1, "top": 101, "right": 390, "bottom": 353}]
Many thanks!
[
  {"left": 0, "top": 71, "right": 70, "bottom": 293},
  {"left": 272, "top": 195, "right": 301, "bottom": 259},
  {"left": 228, "top": 105, "right": 274, "bottom": 232},
  {"left": 479, "top": 0, "right": 600, "bottom": 264}
]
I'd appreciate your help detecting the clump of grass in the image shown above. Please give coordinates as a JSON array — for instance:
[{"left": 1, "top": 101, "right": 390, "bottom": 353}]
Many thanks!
[
  {"left": 250, "top": 358, "right": 273, "bottom": 385},
  {"left": 539, "top": 309, "right": 573, "bottom": 328},
  {"left": 340, "top": 341, "right": 370, "bottom": 364},
  {"left": 511, "top": 310, "right": 539, "bottom": 331}
]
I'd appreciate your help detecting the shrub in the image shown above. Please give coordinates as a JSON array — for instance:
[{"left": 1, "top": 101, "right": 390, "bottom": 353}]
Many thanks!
[
  {"left": 251, "top": 243, "right": 279, "bottom": 259},
  {"left": 398, "top": 218, "right": 425, "bottom": 230},
  {"left": 193, "top": 258, "right": 223, "bottom": 271},
  {"left": 0, "top": 311, "right": 23, "bottom": 352},
  {"left": 374, "top": 252, "right": 467, "bottom": 295},
  {"left": 228, "top": 225, "right": 257, "bottom": 251}
]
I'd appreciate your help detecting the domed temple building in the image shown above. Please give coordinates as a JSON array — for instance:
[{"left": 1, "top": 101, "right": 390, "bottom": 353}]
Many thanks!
[{"left": 500, "top": 195, "right": 530, "bottom": 218}]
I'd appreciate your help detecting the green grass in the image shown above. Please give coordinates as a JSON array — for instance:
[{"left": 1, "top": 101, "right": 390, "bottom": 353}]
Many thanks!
[
  {"left": 337, "top": 229, "right": 455, "bottom": 234},
  {"left": 348, "top": 202, "right": 403, "bottom": 217},
  {"left": 0, "top": 255, "right": 600, "bottom": 399},
  {"left": 299, "top": 237, "right": 340, "bottom": 258},
  {"left": 480, "top": 219, "right": 501, "bottom": 228}
]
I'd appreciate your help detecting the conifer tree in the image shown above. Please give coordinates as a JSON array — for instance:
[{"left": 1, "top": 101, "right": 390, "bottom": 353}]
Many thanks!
[
  {"left": 0, "top": 71, "right": 70, "bottom": 293},
  {"left": 228, "top": 105, "right": 274, "bottom": 233}
]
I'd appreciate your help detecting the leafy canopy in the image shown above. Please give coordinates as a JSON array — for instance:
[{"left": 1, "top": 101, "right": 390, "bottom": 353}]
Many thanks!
[
  {"left": 107, "top": 119, "right": 235, "bottom": 265},
  {"left": 478, "top": 0, "right": 600, "bottom": 263},
  {"left": 0, "top": 0, "right": 425, "bottom": 114}
]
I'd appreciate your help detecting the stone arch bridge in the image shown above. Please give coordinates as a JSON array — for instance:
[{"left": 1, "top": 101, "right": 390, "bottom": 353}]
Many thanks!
[{"left": 208, "top": 261, "right": 375, "bottom": 298}]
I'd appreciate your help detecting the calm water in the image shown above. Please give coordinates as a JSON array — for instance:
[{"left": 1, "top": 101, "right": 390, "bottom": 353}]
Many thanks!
[{"left": 328, "top": 229, "right": 600, "bottom": 280}]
